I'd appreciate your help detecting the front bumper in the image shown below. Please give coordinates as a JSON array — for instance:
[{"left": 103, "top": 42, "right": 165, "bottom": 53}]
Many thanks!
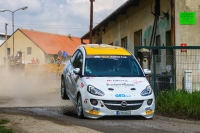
[{"left": 81, "top": 95, "right": 155, "bottom": 119}]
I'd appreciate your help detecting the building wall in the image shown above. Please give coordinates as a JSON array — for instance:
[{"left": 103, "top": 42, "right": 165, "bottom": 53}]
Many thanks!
[
  {"left": 94, "top": 0, "right": 171, "bottom": 54},
  {"left": 175, "top": 0, "right": 200, "bottom": 47},
  {"left": 175, "top": 0, "right": 200, "bottom": 90},
  {"left": 0, "top": 30, "right": 46, "bottom": 65},
  {"left": 93, "top": 0, "right": 171, "bottom": 75}
]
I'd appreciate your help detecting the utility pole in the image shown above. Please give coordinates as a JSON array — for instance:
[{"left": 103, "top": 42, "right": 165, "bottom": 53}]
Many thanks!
[
  {"left": 5, "top": 23, "right": 8, "bottom": 72},
  {"left": 89, "top": 0, "right": 94, "bottom": 44}
]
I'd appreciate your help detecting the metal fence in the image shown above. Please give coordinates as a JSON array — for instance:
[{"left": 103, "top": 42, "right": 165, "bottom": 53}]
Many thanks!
[{"left": 135, "top": 46, "right": 200, "bottom": 97}]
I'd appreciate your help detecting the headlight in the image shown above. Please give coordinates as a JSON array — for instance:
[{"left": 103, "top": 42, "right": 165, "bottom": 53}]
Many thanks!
[
  {"left": 87, "top": 85, "right": 105, "bottom": 96},
  {"left": 141, "top": 85, "right": 152, "bottom": 96}
]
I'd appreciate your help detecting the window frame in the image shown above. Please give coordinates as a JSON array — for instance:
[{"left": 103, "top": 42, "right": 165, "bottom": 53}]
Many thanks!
[{"left": 121, "top": 37, "right": 128, "bottom": 49}]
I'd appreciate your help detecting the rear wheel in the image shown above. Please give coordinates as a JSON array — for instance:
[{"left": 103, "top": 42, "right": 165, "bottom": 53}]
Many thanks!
[
  {"left": 61, "top": 77, "right": 69, "bottom": 99},
  {"left": 77, "top": 95, "right": 84, "bottom": 119}
]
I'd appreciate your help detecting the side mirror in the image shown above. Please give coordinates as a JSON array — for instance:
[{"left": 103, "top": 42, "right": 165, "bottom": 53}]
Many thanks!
[
  {"left": 143, "top": 69, "right": 151, "bottom": 75},
  {"left": 73, "top": 68, "right": 81, "bottom": 75}
]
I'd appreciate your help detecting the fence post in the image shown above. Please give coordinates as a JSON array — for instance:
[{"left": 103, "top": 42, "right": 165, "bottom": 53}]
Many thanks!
[{"left": 153, "top": 54, "right": 157, "bottom": 97}]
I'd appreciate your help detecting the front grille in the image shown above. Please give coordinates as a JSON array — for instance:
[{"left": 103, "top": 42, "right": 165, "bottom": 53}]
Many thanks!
[{"left": 102, "top": 100, "right": 144, "bottom": 111}]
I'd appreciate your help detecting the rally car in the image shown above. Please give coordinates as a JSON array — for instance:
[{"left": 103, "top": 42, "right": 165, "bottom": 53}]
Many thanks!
[{"left": 61, "top": 44, "right": 155, "bottom": 119}]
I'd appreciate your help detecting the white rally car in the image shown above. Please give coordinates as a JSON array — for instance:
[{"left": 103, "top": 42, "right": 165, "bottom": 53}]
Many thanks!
[{"left": 61, "top": 44, "right": 155, "bottom": 119}]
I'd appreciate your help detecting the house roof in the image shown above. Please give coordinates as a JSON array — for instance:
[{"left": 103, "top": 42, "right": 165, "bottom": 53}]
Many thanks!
[
  {"left": 81, "top": 0, "right": 140, "bottom": 39},
  {"left": 19, "top": 29, "right": 88, "bottom": 56}
]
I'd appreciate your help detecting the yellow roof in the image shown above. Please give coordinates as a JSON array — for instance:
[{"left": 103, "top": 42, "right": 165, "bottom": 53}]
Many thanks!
[{"left": 84, "top": 44, "right": 131, "bottom": 55}]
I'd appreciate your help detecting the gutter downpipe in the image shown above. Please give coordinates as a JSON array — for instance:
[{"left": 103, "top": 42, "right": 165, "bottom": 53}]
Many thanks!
[{"left": 171, "top": 0, "right": 176, "bottom": 90}]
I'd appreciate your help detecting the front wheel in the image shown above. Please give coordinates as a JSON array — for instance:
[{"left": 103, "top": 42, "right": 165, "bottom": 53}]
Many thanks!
[
  {"left": 77, "top": 95, "right": 84, "bottom": 119},
  {"left": 61, "top": 77, "right": 69, "bottom": 99}
]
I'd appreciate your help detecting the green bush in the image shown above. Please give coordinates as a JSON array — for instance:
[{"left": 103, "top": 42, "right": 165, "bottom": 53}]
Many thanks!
[
  {"left": 156, "top": 90, "right": 200, "bottom": 119},
  {"left": 0, "top": 119, "right": 9, "bottom": 125},
  {"left": 0, "top": 119, "right": 14, "bottom": 133}
]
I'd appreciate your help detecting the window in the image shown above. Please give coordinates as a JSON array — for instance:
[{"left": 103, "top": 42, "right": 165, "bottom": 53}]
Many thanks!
[
  {"left": 7, "top": 48, "right": 10, "bottom": 55},
  {"left": 121, "top": 37, "right": 127, "bottom": 49},
  {"left": 0, "top": 35, "right": 5, "bottom": 40},
  {"left": 134, "top": 30, "right": 142, "bottom": 46},
  {"left": 27, "top": 47, "right": 32, "bottom": 55},
  {"left": 95, "top": 37, "right": 102, "bottom": 44},
  {"left": 72, "top": 51, "right": 83, "bottom": 70}
]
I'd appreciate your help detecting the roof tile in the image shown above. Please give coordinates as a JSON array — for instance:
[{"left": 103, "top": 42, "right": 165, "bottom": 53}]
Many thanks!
[{"left": 19, "top": 29, "right": 88, "bottom": 56}]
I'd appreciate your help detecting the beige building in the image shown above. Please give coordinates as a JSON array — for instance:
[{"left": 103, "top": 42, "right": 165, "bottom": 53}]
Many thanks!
[
  {"left": 0, "top": 28, "right": 88, "bottom": 65},
  {"left": 82, "top": 0, "right": 200, "bottom": 91}
]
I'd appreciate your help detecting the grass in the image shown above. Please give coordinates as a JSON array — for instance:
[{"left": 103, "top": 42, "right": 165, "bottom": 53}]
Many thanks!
[
  {"left": 0, "top": 119, "right": 14, "bottom": 133},
  {"left": 156, "top": 90, "right": 200, "bottom": 119}
]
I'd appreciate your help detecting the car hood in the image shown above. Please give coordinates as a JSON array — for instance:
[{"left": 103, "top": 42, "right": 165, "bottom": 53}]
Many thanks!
[{"left": 82, "top": 77, "right": 151, "bottom": 99}]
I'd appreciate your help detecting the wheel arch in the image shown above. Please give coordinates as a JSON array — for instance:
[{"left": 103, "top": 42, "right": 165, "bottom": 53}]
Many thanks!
[{"left": 76, "top": 91, "right": 81, "bottom": 105}]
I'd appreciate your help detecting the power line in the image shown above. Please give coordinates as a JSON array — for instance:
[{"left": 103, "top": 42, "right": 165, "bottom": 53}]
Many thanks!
[
  {"left": 94, "top": 1, "right": 113, "bottom": 11},
  {"left": 0, "top": 23, "right": 89, "bottom": 29}
]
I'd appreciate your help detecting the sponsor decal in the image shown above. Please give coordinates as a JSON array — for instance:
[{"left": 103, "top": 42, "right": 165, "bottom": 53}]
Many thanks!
[
  {"left": 101, "top": 56, "right": 110, "bottom": 58},
  {"left": 133, "top": 80, "right": 144, "bottom": 84},
  {"left": 115, "top": 94, "right": 131, "bottom": 97},
  {"left": 80, "top": 82, "right": 84, "bottom": 88},
  {"left": 94, "top": 56, "right": 101, "bottom": 58},
  {"left": 114, "top": 80, "right": 128, "bottom": 82},
  {"left": 92, "top": 56, "right": 127, "bottom": 59},
  {"left": 86, "top": 77, "right": 95, "bottom": 79},
  {"left": 106, "top": 83, "right": 134, "bottom": 88},
  {"left": 110, "top": 56, "right": 121, "bottom": 58},
  {"left": 107, "top": 79, "right": 128, "bottom": 82},
  {"left": 84, "top": 99, "right": 88, "bottom": 104}
]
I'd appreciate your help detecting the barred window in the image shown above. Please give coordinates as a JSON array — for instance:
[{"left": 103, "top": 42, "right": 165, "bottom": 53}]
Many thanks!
[{"left": 27, "top": 47, "right": 32, "bottom": 55}]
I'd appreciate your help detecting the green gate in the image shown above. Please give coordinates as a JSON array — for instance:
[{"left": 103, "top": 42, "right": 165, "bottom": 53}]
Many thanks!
[{"left": 135, "top": 46, "right": 200, "bottom": 97}]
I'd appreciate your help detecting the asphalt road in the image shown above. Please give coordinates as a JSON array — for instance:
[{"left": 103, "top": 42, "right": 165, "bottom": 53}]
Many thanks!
[{"left": 0, "top": 69, "right": 200, "bottom": 133}]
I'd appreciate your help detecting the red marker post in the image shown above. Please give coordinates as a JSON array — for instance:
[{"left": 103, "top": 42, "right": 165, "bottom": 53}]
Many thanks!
[{"left": 181, "top": 43, "right": 187, "bottom": 52}]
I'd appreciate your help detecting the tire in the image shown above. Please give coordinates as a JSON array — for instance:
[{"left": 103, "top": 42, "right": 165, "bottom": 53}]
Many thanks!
[
  {"left": 61, "top": 77, "right": 69, "bottom": 100},
  {"left": 77, "top": 95, "right": 84, "bottom": 119}
]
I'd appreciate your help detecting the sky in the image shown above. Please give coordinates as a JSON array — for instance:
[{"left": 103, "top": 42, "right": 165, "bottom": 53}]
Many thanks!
[{"left": 0, "top": 0, "right": 127, "bottom": 38}]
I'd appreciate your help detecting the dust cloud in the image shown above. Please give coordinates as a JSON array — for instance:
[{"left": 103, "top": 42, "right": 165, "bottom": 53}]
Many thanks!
[{"left": 0, "top": 65, "right": 66, "bottom": 107}]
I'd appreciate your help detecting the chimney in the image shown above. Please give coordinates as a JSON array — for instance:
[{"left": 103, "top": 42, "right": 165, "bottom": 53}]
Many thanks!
[{"left": 68, "top": 34, "right": 71, "bottom": 39}]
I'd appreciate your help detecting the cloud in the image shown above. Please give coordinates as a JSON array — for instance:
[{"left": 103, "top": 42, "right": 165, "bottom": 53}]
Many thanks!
[{"left": 0, "top": 0, "right": 127, "bottom": 37}]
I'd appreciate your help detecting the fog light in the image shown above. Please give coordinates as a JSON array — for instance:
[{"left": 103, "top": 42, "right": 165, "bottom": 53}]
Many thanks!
[
  {"left": 147, "top": 99, "right": 153, "bottom": 105},
  {"left": 90, "top": 99, "right": 98, "bottom": 105}
]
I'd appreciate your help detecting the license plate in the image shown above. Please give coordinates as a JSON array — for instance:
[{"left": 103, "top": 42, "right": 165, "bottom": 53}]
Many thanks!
[{"left": 116, "top": 111, "right": 131, "bottom": 115}]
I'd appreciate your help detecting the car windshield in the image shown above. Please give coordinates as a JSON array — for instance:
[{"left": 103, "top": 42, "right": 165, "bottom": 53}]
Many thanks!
[{"left": 84, "top": 55, "right": 144, "bottom": 77}]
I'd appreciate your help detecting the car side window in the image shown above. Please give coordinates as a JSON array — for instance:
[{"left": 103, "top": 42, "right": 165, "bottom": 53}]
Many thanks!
[
  {"left": 131, "top": 60, "right": 141, "bottom": 75},
  {"left": 70, "top": 50, "right": 79, "bottom": 63},
  {"left": 72, "top": 51, "right": 83, "bottom": 70}
]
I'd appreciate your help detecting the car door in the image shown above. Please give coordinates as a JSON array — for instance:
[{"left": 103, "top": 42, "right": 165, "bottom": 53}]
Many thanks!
[{"left": 68, "top": 50, "right": 83, "bottom": 100}]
